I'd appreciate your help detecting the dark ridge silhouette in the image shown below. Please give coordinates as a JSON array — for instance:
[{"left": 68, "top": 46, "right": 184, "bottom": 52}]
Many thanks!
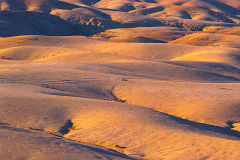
[
  {"left": 201, "top": 0, "right": 240, "bottom": 15},
  {"left": 144, "top": 0, "right": 157, "bottom": 3},
  {"left": 160, "top": 112, "right": 240, "bottom": 140},
  {"left": 0, "top": 123, "right": 32, "bottom": 133},
  {"left": 0, "top": 0, "right": 27, "bottom": 10},
  {"left": 0, "top": 10, "right": 80, "bottom": 36},
  {"left": 199, "top": 6, "right": 235, "bottom": 23},
  {"left": 134, "top": 6, "right": 164, "bottom": 15},
  {"left": 112, "top": 36, "right": 167, "bottom": 43},
  {"left": 119, "top": 3, "right": 136, "bottom": 12},
  {"left": 79, "top": 0, "right": 101, "bottom": 5},
  {"left": 164, "top": 61, "right": 240, "bottom": 76},
  {"left": 48, "top": 0, "right": 79, "bottom": 12},
  {"left": 226, "top": 120, "right": 240, "bottom": 129}
]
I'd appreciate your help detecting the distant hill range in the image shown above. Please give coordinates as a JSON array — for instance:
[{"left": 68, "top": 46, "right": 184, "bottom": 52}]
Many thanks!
[{"left": 0, "top": 0, "right": 239, "bottom": 36}]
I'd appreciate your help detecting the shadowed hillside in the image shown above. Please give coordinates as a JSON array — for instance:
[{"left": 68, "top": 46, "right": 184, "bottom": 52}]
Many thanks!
[
  {"left": 0, "top": 0, "right": 239, "bottom": 35},
  {"left": 0, "top": 10, "right": 78, "bottom": 36}
]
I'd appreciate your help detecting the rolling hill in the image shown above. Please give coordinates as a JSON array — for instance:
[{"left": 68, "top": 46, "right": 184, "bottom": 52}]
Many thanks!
[{"left": 0, "top": 0, "right": 239, "bottom": 160}]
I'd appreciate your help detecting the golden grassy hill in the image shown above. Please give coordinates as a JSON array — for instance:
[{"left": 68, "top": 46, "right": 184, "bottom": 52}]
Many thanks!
[{"left": 0, "top": 35, "right": 239, "bottom": 159}]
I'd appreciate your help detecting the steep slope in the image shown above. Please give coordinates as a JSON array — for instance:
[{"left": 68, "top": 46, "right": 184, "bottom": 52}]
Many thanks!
[
  {"left": 1, "top": 0, "right": 239, "bottom": 37},
  {"left": 0, "top": 10, "right": 78, "bottom": 36}
]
